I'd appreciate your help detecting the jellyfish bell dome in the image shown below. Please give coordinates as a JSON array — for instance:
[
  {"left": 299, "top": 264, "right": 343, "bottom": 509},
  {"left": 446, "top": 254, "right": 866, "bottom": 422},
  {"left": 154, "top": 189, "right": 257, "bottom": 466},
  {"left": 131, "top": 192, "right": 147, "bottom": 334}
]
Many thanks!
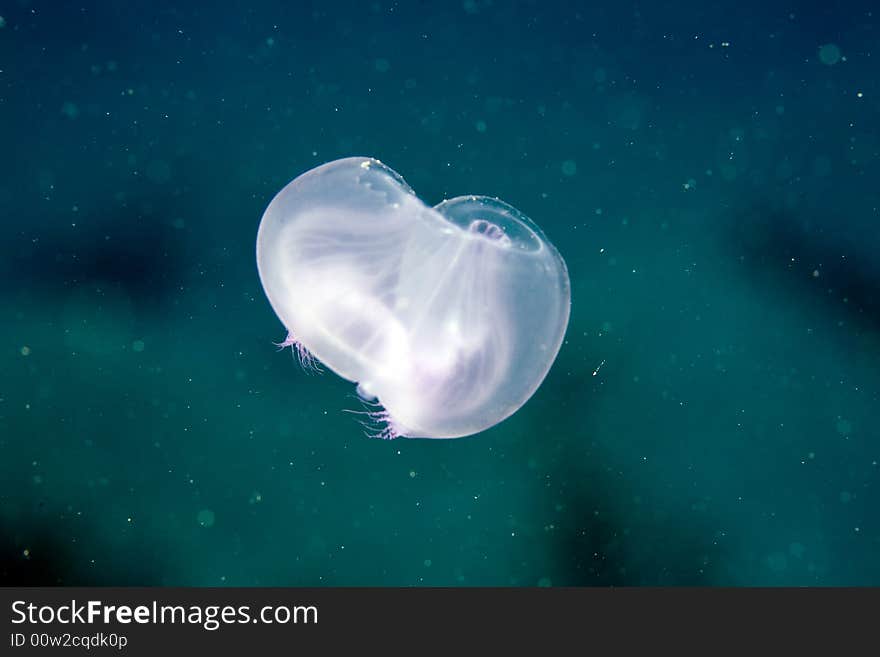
[{"left": 256, "top": 157, "right": 570, "bottom": 439}]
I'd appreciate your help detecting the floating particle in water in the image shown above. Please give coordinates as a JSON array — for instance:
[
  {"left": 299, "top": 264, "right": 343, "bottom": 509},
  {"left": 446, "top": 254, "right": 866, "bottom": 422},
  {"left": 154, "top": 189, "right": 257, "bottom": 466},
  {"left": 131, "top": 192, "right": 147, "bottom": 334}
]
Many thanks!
[
  {"left": 818, "top": 43, "right": 842, "bottom": 66},
  {"left": 463, "top": 0, "right": 479, "bottom": 15},
  {"left": 561, "top": 160, "right": 577, "bottom": 176},
  {"left": 812, "top": 155, "right": 832, "bottom": 177},
  {"left": 257, "top": 157, "right": 571, "bottom": 439},
  {"left": 61, "top": 101, "right": 79, "bottom": 119},
  {"left": 374, "top": 58, "right": 390, "bottom": 73},
  {"left": 132, "top": 339, "right": 145, "bottom": 353},
  {"left": 776, "top": 159, "right": 794, "bottom": 180},
  {"left": 20, "top": 346, "right": 31, "bottom": 356},
  {"left": 766, "top": 552, "right": 788, "bottom": 572},
  {"left": 197, "top": 509, "right": 215, "bottom": 527},
  {"left": 0, "top": 16, "right": 6, "bottom": 28},
  {"left": 475, "top": 120, "right": 487, "bottom": 133},
  {"left": 146, "top": 159, "right": 172, "bottom": 184}
]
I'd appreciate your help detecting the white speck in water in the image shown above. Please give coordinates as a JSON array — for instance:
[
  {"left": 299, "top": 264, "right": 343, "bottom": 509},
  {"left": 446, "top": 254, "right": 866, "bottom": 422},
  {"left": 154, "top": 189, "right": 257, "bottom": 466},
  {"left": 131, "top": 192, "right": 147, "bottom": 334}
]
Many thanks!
[{"left": 197, "top": 509, "right": 215, "bottom": 527}]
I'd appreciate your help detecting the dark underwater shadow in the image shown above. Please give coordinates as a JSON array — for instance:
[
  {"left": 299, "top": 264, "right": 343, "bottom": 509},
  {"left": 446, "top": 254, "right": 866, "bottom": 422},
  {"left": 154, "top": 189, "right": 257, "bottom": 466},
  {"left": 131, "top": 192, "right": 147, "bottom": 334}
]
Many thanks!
[
  {"left": 0, "top": 527, "right": 72, "bottom": 586},
  {"left": 536, "top": 461, "right": 730, "bottom": 586},
  {"left": 0, "top": 195, "right": 192, "bottom": 312},
  {"left": 530, "top": 352, "right": 729, "bottom": 586},
  {"left": 550, "top": 474, "right": 728, "bottom": 586},
  {"left": 0, "top": 521, "right": 171, "bottom": 586},
  {"left": 723, "top": 198, "right": 880, "bottom": 332}
]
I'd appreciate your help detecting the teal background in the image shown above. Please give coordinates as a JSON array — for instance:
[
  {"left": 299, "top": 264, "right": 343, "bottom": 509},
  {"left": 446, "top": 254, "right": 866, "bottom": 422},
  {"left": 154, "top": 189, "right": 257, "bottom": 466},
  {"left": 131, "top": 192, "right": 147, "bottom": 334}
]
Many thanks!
[{"left": 1, "top": 1, "right": 878, "bottom": 585}]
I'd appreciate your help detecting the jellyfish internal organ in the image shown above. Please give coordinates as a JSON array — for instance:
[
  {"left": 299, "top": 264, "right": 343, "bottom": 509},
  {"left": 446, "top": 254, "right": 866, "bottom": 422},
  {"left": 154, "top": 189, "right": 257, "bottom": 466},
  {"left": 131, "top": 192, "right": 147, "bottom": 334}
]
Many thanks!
[{"left": 256, "top": 157, "right": 570, "bottom": 439}]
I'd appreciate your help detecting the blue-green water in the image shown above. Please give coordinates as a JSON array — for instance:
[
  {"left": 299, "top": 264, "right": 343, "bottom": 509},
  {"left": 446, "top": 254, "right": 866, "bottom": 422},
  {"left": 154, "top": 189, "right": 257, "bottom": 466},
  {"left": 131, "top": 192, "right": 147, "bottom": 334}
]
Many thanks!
[{"left": 1, "top": 1, "right": 878, "bottom": 585}]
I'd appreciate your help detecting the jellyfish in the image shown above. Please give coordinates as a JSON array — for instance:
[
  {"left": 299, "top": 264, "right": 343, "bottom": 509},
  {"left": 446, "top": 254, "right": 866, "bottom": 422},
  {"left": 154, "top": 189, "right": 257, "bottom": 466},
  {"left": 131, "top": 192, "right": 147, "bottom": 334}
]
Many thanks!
[{"left": 256, "top": 157, "right": 570, "bottom": 439}]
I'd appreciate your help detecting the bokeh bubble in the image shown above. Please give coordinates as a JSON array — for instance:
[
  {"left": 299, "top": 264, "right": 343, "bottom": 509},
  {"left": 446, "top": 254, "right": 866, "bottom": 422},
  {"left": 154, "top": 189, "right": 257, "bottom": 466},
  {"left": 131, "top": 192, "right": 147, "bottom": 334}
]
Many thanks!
[{"left": 818, "top": 43, "right": 842, "bottom": 66}]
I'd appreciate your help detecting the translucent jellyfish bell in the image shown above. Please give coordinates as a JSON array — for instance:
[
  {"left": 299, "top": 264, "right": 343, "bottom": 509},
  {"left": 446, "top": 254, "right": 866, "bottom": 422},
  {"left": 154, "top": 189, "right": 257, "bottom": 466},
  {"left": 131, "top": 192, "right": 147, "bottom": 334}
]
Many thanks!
[{"left": 256, "top": 157, "right": 570, "bottom": 439}]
